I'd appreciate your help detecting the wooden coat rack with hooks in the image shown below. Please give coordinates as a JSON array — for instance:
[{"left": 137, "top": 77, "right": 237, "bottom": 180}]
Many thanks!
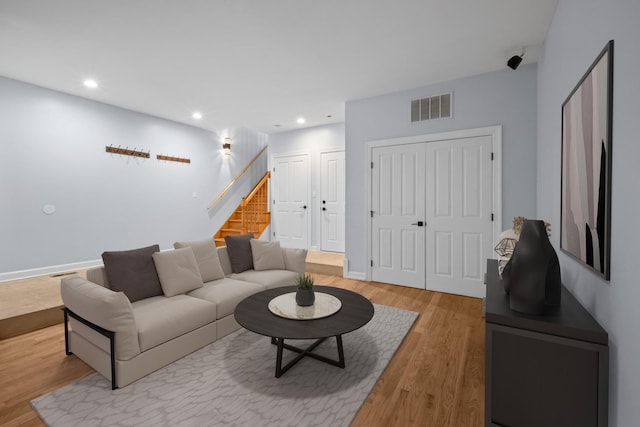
[
  {"left": 106, "top": 145, "right": 150, "bottom": 158},
  {"left": 156, "top": 154, "right": 191, "bottom": 164}
]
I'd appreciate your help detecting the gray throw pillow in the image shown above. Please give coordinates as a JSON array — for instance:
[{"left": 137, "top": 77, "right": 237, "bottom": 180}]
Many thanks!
[
  {"left": 102, "top": 244, "right": 163, "bottom": 302},
  {"left": 224, "top": 233, "right": 254, "bottom": 273},
  {"left": 174, "top": 239, "right": 225, "bottom": 282}
]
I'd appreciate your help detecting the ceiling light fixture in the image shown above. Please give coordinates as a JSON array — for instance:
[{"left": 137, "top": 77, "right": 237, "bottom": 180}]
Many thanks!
[
  {"left": 296, "top": 117, "right": 306, "bottom": 124},
  {"left": 192, "top": 112, "right": 203, "bottom": 120},
  {"left": 223, "top": 137, "right": 231, "bottom": 155},
  {"left": 83, "top": 79, "right": 98, "bottom": 89}
]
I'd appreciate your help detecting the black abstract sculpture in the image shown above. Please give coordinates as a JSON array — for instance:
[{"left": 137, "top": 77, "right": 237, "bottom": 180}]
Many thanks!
[{"left": 501, "top": 220, "right": 561, "bottom": 315}]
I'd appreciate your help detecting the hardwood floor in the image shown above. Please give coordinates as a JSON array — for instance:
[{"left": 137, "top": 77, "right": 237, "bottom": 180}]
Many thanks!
[{"left": 0, "top": 273, "right": 485, "bottom": 426}]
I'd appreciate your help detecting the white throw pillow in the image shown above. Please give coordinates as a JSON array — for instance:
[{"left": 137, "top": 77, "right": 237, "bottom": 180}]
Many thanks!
[
  {"left": 152, "top": 248, "right": 204, "bottom": 297},
  {"left": 250, "top": 240, "right": 285, "bottom": 271},
  {"left": 174, "top": 239, "right": 225, "bottom": 282}
]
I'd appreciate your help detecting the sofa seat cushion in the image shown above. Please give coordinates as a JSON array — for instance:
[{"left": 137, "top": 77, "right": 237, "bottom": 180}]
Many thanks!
[
  {"left": 132, "top": 295, "right": 217, "bottom": 352},
  {"left": 230, "top": 269, "right": 299, "bottom": 289},
  {"left": 188, "top": 278, "right": 264, "bottom": 319}
]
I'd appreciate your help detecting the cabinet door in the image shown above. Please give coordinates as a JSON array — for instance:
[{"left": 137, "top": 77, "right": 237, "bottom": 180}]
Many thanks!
[{"left": 485, "top": 323, "right": 608, "bottom": 427}]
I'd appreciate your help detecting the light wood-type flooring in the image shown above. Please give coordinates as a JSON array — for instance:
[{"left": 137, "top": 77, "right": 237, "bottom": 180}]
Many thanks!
[{"left": 0, "top": 273, "right": 485, "bottom": 427}]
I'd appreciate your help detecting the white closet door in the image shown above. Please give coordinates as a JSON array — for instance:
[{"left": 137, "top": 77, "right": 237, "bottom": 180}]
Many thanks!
[
  {"left": 371, "top": 144, "right": 426, "bottom": 289},
  {"left": 425, "top": 135, "right": 493, "bottom": 298}
]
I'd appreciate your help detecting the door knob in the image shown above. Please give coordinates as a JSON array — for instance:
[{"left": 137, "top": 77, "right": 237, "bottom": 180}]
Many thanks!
[
  {"left": 411, "top": 221, "right": 425, "bottom": 227},
  {"left": 300, "top": 205, "right": 307, "bottom": 209},
  {"left": 322, "top": 207, "right": 326, "bottom": 211}
]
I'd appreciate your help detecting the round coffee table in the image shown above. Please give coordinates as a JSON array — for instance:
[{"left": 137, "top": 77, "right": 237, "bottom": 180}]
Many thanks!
[{"left": 234, "top": 286, "right": 374, "bottom": 378}]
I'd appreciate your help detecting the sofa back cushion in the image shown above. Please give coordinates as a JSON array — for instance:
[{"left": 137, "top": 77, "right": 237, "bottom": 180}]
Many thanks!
[
  {"left": 216, "top": 246, "right": 233, "bottom": 276},
  {"left": 87, "top": 266, "right": 110, "bottom": 288},
  {"left": 282, "top": 247, "right": 308, "bottom": 275},
  {"left": 250, "top": 239, "right": 285, "bottom": 271},
  {"left": 152, "top": 248, "right": 204, "bottom": 297},
  {"left": 101, "top": 245, "right": 163, "bottom": 302},
  {"left": 224, "top": 233, "right": 254, "bottom": 273},
  {"left": 174, "top": 239, "right": 225, "bottom": 282}
]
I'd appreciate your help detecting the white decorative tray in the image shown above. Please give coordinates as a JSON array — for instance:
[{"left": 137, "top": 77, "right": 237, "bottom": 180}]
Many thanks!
[{"left": 268, "top": 292, "right": 342, "bottom": 320}]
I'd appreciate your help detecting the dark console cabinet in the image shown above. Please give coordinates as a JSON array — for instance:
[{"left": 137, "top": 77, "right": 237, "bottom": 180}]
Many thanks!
[{"left": 484, "top": 259, "right": 608, "bottom": 427}]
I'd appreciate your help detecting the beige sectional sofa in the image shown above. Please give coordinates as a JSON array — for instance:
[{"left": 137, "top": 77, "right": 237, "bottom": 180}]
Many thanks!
[{"left": 61, "top": 239, "right": 307, "bottom": 389}]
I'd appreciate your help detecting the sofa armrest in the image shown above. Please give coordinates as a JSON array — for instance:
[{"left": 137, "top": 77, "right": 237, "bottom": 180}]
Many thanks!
[
  {"left": 281, "top": 247, "right": 308, "bottom": 275},
  {"left": 61, "top": 275, "right": 141, "bottom": 360}
]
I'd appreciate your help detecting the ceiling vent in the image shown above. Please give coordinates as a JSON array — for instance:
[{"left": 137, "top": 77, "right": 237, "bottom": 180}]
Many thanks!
[{"left": 411, "top": 93, "right": 452, "bottom": 122}]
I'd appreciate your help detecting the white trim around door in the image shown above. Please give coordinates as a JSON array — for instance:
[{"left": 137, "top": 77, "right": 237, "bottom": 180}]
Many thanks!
[{"left": 364, "top": 125, "right": 502, "bottom": 298}]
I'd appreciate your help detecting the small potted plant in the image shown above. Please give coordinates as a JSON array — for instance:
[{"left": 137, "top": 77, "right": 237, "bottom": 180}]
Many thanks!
[{"left": 295, "top": 273, "right": 315, "bottom": 306}]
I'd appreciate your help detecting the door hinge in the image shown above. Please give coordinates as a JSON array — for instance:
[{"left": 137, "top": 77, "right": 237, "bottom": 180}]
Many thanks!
[
  {"left": 371, "top": 161, "right": 374, "bottom": 169},
  {"left": 273, "top": 232, "right": 276, "bottom": 236},
  {"left": 491, "top": 152, "right": 494, "bottom": 161},
  {"left": 273, "top": 167, "right": 276, "bottom": 172},
  {"left": 273, "top": 199, "right": 275, "bottom": 205},
  {"left": 370, "top": 210, "right": 374, "bottom": 218},
  {"left": 491, "top": 213, "right": 494, "bottom": 221},
  {"left": 371, "top": 260, "right": 374, "bottom": 267}
]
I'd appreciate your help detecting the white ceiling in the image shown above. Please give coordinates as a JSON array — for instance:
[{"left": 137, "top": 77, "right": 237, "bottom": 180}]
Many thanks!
[{"left": 0, "top": 0, "right": 557, "bottom": 134}]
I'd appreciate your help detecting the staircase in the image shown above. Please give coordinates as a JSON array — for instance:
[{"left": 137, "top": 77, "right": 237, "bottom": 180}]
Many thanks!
[{"left": 214, "top": 171, "right": 271, "bottom": 246}]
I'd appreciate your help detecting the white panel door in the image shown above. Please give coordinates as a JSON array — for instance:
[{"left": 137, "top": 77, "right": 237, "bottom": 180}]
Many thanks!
[
  {"left": 320, "top": 150, "right": 345, "bottom": 252},
  {"left": 371, "top": 144, "right": 426, "bottom": 289},
  {"left": 425, "top": 136, "right": 493, "bottom": 297},
  {"left": 273, "top": 154, "right": 309, "bottom": 249}
]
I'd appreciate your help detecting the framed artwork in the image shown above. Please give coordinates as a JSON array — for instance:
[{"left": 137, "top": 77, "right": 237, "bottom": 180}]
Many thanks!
[{"left": 561, "top": 40, "right": 614, "bottom": 280}]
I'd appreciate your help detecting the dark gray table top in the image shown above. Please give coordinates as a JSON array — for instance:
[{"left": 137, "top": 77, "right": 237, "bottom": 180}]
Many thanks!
[
  {"left": 234, "top": 286, "right": 374, "bottom": 340},
  {"left": 485, "top": 259, "right": 608, "bottom": 345}
]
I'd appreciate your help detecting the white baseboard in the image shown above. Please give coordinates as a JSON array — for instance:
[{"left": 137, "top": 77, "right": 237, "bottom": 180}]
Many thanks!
[
  {"left": 344, "top": 271, "right": 366, "bottom": 281},
  {"left": 0, "top": 259, "right": 103, "bottom": 283},
  {"left": 310, "top": 245, "right": 319, "bottom": 252},
  {"left": 343, "top": 258, "right": 366, "bottom": 281}
]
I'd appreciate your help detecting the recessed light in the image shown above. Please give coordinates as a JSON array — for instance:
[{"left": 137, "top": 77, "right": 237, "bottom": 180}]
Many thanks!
[
  {"left": 83, "top": 79, "right": 98, "bottom": 89},
  {"left": 296, "top": 117, "right": 306, "bottom": 124},
  {"left": 192, "top": 112, "right": 203, "bottom": 120}
]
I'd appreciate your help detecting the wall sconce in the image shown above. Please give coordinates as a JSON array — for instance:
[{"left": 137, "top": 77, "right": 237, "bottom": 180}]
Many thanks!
[{"left": 223, "top": 137, "right": 231, "bottom": 155}]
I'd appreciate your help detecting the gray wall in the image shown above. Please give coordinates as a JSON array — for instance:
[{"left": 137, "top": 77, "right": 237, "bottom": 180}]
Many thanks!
[
  {"left": 0, "top": 77, "right": 267, "bottom": 278},
  {"left": 537, "top": 1, "right": 640, "bottom": 424},
  {"left": 345, "top": 65, "right": 538, "bottom": 275},
  {"left": 268, "top": 123, "right": 345, "bottom": 250}
]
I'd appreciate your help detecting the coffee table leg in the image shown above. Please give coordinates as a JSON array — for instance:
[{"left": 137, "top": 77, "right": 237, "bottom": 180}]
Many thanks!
[
  {"left": 272, "top": 335, "right": 345, "bottom": 378},
  {"left": 275, "top": 338, "right": 284, "bottom": 378},
  {"left": 336, "top": 335, "right": 345, "bottom": 368}
]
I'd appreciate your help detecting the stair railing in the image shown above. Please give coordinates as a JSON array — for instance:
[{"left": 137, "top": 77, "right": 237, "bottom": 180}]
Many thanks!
[{"left": 207, "top": 145, "right": 269, "bottom": 210}]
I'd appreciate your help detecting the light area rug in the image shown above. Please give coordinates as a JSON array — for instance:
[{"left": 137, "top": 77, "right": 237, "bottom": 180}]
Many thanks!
[{"left": 32, "top": 304, "right": 418, "bottom": 427}]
